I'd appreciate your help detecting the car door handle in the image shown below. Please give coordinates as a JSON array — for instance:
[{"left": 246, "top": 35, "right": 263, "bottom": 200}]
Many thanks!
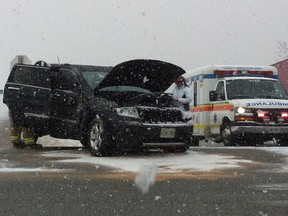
[{"left": 7, "top": 87, "right": 20, "bottom": 91}]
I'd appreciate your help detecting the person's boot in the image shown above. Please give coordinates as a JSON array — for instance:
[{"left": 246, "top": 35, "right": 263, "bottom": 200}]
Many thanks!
[
  {"left": 10, "top": 126, "right": 24, "bottom": 148},
  {"left": 22, "top": 128, "right": 42, "bottom": 149}
]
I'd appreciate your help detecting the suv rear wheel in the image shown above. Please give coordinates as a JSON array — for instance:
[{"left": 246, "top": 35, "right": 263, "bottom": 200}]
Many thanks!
[{"left": 86, "top": 117, "right": 111, "bottom": 156}]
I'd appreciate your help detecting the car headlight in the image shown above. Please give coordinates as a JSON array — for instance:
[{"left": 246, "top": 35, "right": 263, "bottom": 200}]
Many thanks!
[
  {"left": 237, "top": 107, "right": 245, "bottom": 114},
  {"left": 235, "top": 107, "right": 253, "bottom": 115},
  {"left": 114, "top": 107, "right": 139, "bottom": 118},
  {"left": 234, "top": 107, "right": 255, "bottom": 121}
]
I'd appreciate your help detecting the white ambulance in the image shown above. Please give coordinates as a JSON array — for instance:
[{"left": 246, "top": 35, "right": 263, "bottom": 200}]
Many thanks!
[{"left": 175, "top": 65, "right": 288, "bottom": 146}]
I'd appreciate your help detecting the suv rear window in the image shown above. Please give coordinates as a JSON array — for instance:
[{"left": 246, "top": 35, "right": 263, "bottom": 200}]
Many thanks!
[{"left": 9, "top": 66, "right": 50, "bottom": 88}]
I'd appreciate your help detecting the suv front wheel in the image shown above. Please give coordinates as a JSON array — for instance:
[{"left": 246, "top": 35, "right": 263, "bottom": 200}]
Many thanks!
[{"left": 86, "top": 117, "right": 111, "bottom": 156}]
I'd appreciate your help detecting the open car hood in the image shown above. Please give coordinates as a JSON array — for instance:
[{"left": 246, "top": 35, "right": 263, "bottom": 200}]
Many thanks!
[{"left": 94, "top": 59, "right": 186, "bottom": 93}]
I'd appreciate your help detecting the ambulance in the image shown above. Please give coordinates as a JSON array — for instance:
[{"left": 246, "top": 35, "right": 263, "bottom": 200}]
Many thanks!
[{"left": 174, "top": 65, "right": 288, "bottom": 146}]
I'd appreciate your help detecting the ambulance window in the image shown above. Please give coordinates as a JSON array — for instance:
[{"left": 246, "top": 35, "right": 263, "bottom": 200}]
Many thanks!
[
  {"left": 193, "top": 81, "right": 197, "bottom": 106},
  {"left": 215, "top": 81, "right": 225, "bottom": 101}
]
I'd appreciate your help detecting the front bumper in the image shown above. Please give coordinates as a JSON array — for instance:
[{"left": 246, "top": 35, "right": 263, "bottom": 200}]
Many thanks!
[
  {"left": 110, "top": 117, "right": 193, "bottom": 148},
  {"left": 231, "top": 122, "right": 288, "bottom": 134}
]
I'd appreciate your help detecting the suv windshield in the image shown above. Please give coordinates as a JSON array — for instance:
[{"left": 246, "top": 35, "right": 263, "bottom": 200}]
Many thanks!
[
  {"left": 81, "top": 71, "right": 108, "bottom": 89},
  {"left": 99, "top": 85, "right": 152, "bottom": 93},
  {"left": 226, "top": 79, "right": 288, "bottom": 100}
]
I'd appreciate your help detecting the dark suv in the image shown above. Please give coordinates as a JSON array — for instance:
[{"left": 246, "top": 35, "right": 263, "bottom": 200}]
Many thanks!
[{"left": 3, "top": 59, "right": 193, "bottom": 156}]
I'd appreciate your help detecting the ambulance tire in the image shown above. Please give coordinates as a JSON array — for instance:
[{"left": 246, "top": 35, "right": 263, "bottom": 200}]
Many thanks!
[
  {"left": 190, "top": 136, "right": 200, "bottom": 146},
  {"left": 239, "top": 136, "right": 256, "bottom": 146},
  {"left": 220, "top": 121, "right": 236, "bottom": 146},
  {"left": 276, "top": 138, "right": 288, "bottom": 146}
]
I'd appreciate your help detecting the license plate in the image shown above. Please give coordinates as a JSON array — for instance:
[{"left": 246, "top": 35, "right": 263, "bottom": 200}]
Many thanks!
[{"left": 160, "top": 128, "right": 176, "bottom": 138}]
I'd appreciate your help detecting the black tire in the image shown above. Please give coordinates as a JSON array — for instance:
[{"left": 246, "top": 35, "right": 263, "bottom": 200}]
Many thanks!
[
  {"left": 86, "top": 118, "right": 111, "bottom": 156},
  {"left": 239, "top": 136, "right": 256, "bottom": 146},
  {"left": 276, "top": 138, "right": 288, "bottom": 146},
  {"left": 190, "top": 136, "right": 200, "bottom": 146},
  {"left": 220, "top": 121, "right": 236, "bottom": 146}
]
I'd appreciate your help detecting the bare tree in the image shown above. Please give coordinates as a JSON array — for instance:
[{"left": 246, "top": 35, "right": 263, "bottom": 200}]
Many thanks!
[{"left": 276, "top": 40, "right": 288, "bottom": 59}]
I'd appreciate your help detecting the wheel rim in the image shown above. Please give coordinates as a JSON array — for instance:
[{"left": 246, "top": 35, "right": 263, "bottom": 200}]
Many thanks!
[{"left": 90, "top": 122, "right": 103, "bottom": 151}]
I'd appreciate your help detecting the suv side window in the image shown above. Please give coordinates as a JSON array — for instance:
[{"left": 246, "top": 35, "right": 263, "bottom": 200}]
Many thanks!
[
  {"left": 54, "top": 70, "right": 80, "bottom": 93},
  {"left": 11, "top": 66, "right": 50, "bottom": 88}
]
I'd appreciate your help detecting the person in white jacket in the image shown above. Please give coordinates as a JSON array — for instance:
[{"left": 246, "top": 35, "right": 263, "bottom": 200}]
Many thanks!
[{"left": 172, "top": 76, "right": 192, "bottom": 111}]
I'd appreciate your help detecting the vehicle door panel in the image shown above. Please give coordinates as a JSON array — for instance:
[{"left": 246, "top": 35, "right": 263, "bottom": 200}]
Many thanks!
[
  {"left": 50, "top": 69, "right": 83, "bottom": 138},
  {"left": 4, "top": 66, "right": 51, "bottom": 132}
]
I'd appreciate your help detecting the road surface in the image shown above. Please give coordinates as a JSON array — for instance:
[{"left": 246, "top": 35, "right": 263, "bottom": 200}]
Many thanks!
[{"left": 0, "top": 145, "right": 288, "bottom": 216}]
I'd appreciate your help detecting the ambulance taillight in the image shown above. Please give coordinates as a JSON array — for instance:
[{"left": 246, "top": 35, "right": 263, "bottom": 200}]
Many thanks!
[{"left": 257, "top": 112, "right": 268, "bottom": 118}]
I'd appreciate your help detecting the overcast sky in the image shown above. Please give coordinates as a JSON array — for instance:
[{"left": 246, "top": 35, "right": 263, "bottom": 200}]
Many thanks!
[{"left": 1, "top": 0, "right": 288, "bottom": 88}]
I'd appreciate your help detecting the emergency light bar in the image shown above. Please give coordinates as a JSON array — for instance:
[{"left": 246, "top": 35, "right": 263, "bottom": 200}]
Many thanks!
[{"left": 214, "top": 70, "right": 274, "bottom": 78}]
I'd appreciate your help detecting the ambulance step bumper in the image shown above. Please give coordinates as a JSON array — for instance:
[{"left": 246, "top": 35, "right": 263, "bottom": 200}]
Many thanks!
[{"left": 231, "top": 125, "right": 288, "bottom": 134}]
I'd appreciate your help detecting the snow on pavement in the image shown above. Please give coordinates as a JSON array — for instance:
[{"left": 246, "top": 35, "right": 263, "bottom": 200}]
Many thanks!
[
  {"left": 0, "top": 156, "right": 72, "bottom": 173},
  {"left": 3, "top": 136, "right": 288, "bottom": 174},
  {"left": 259, "top": 146, "right": 288, "bottom": 156},
  {"left": 42, "top": 149, "right": 252, "bottom": 173},
  {"left": 258, "top": 147, "right": 288, "bottom": 173}
]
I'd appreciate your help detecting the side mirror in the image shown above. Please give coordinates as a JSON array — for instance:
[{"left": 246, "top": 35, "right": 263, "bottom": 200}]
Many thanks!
[{"left": 209, "top": 91, "right": 217, "bottom": 101}]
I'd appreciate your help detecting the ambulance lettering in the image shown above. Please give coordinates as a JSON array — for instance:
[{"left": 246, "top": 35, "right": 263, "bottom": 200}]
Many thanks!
[{"left": 246, "top": 101, "right": 288, "bottom": 107}]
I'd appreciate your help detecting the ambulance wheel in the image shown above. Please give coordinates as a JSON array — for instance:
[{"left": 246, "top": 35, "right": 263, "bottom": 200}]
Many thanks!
[
  {"left": 86, "top": 117, "right": 111, "bottom": 156},
  {"left": 276, "top": 138, "right": 288, "bottom": 146},
  {"left": 190, "top": 136, "right": 200, "bottom": 146},
  {"left": 239, "top": 136, "right": 256, "bottom": 146},
  {"left": 220, "top": 121, "right": 236, "bottom": 146}
]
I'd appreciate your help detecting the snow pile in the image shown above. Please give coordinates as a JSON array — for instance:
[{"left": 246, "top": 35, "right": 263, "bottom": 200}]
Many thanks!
[{"left": 37, "top": 135, "right": 82, "bottom": 147}]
